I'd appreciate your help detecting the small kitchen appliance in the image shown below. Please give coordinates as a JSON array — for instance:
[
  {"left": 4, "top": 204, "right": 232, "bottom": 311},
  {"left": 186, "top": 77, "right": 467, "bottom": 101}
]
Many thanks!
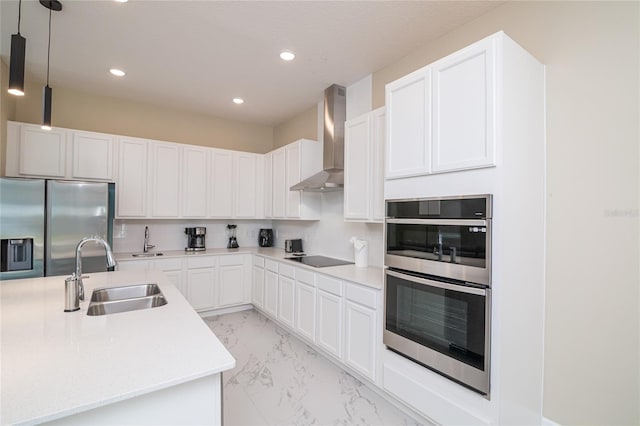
[
  {"left": 185, "top": 227, "right": 206, "bottom": 251},
  {"left": 226, "top": 224, "right": 239, "bottom": 249},
  {"left": 284, "top": 239, "right": 303, "bottom": 254},
  {"left": 258, "top": 229, "right": 274, "bottom": 247}
]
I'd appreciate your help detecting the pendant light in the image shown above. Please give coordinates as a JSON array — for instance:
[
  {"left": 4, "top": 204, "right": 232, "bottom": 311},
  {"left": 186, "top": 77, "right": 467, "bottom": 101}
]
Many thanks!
[
  {"left": 40, "top": 0, "right": 62, "bottom": 131},
  {"left": 8, "top": 0, "right": 26, "bottom": 96}
]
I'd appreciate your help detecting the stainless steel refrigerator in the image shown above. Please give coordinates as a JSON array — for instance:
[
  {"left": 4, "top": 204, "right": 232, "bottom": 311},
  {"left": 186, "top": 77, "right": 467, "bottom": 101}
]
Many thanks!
[{"left": 0, "top": 178, "right": 115, "bottom": 280}]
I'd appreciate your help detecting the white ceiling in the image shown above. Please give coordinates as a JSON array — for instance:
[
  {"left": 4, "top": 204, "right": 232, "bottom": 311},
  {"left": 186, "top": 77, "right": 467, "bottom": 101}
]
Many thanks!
[{"left": 0, "top": 1, "right": 502, "bottom": 126}]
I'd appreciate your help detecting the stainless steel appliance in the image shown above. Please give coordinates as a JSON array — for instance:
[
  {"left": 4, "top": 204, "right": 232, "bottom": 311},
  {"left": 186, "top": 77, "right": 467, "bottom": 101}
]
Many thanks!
[
  {"left": 226, "top": 224, "right": 239, "bottom": 249},
  {"left": 185, "top": 227, "right": 206, "bottom": 251},
  {"left": 384, "top": 194, "right": 492, "bottom": 397},
  {"left": 0, "top": 177, "right": 115, "bottom": 280},
  {"left": 285, "top": 255, "right": 352, "bottom": 268},
  {"left": 284, "top": 239, "right": 303, "bottom": 253},
  {"left": 258, "top": 229, "right": 274, "bottom": 247}
]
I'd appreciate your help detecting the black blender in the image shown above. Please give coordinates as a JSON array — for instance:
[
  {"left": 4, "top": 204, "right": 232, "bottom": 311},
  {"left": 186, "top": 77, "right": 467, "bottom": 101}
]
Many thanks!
[{"left": 226, "top": 224, "right": 239, "bottom": 249}]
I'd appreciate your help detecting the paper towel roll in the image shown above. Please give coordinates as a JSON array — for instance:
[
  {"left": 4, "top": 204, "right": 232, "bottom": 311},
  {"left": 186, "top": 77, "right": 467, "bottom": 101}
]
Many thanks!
[{"left": 350, "top": 237, "right": 368, "bottom": 268}]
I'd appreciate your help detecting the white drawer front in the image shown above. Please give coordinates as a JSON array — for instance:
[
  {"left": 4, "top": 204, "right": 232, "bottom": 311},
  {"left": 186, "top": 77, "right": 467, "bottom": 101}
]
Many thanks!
[
  {"left": 219, "top": 254, "right": 246, "bottom": 266},
  {"left": 345, "top": 282, "right": 378, "bottom": 309},
  {"left": 252, "top": 256, "right": 265, "bottom": 268},
  {"left": 296, "top": 268, "right": 315, "bottom": 286},
  {"left": 154, "top": 258, "right": 183, "bottom": 271},
  {"left": 187, "top": 256, "right": 217, "bottom": 269},
  {"left": 279, "top": 263, "right": 295, "bottom": 279},
  {"left": 317, "top": 274, "right": 342, "bottom": 296},
  {"left": 265, "top": 259, "right": 279, "bottom": 273}
]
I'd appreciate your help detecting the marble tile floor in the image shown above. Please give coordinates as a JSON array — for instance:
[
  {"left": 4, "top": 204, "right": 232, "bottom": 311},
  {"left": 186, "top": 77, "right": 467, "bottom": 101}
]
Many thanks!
[{"left": 205, "top": 309, "right": 427, "bottom": 426}]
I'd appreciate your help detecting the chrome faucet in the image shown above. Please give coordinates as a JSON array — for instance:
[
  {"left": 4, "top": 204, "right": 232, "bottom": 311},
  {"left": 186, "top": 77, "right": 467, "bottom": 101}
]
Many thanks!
[
  {"left": 64, "top": 236, "right": 117, "bottom": 312},
  {"left": 143, "top": 226, "right": 155, "bottom": 253}
]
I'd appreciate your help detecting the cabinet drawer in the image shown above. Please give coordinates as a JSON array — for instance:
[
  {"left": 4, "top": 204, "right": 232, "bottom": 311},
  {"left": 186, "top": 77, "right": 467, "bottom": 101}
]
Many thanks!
[
  {"left": 317, "top": 274, "right": 342, "bottom": 296},
  {"left": 265, "top": 259, "right": 279, "bottom": 273},
  {"left": 279, "top": 263, "right": 295, "bottom": 279},
  {"left": 252, "top": 256, "right": 265, "bottom": 268},
  {"left": 219, "top": 254, "right": 246, "bottom": 267},
  {"left": 296, "top": 268, "right": 315, "bottom": 286},
  {"left": 187, "top": 256, "right": 217, "bottom": 269},
  {"left": 154, "top": 258, "right": 183, "bottom": 271},
  {"left": 345, "top": 282, "right": 378, "bottom": 309}
]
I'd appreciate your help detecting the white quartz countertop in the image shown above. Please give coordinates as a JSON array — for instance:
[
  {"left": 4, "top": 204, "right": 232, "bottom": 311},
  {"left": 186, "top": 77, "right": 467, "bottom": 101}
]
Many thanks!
[
  {"left": 0, "top": 269, "right": 236, "bottom": 425},
  {"left": 115, "top": 247, "right": 384, "bottom": 290}
]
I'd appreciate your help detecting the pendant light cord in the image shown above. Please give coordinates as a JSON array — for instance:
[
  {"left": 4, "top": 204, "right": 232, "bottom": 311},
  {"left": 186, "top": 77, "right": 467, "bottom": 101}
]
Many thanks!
[
  {"left": 46, "top": 6, "right": 51, "bottom": 86},
  {"left": 17, "top": 0, "right": 22, "bottom": 34}
]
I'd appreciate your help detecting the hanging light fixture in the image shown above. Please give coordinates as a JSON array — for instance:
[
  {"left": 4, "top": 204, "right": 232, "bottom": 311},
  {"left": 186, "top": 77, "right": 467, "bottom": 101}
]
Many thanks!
[
  {"left": 8, "top": 0, "right": 26, "bottom": 96},
  {"left": 40, "top": 0, "right": 62, "bottom": 131}
]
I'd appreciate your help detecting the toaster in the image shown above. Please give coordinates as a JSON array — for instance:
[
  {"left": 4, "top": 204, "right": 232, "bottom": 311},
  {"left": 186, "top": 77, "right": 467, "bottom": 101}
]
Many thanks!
[{"left": 284, "top": 239, "right": 303, "bottom": 253}]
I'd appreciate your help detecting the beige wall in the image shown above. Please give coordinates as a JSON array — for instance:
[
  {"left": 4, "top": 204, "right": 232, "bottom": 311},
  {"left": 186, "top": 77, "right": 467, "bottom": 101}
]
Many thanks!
[
  {"left": 369, "top": 2, "right": 639, "bottom": 424},
  {"left": 6, "top": 77, "right": 273, "bottom": 154},
  {"left": 0, "top": 61, "right": 17, "bottom": 176},
  {"left": 273, "top": 105, "right": 317, "bottom": 149}
]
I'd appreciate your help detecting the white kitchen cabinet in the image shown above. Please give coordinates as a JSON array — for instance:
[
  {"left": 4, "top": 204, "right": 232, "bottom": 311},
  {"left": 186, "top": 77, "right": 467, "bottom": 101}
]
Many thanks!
[
  {"left": 431, "top": 37, "right": 496, "bottom": 173},
  {"left": 116, "top": 259, "right": 151, "bottom": 271},
  {"left": 218, "top": 255, "right": 248, "bottom": 307},
  {"left": 385, "top": 68, "right": 431, "bottom": 179},
  {"left": 71, "top": 131, "right": 115, "bottom": 181},
  {"left": 278, "top": 274, "right": 296, "bottom": 329},
  {"left": 9, "top": 122, "right": 67, "bottom": 178},
  {"left": 344, "top": 281, "right": 379, "bottom": 381},
  {"left": 271, "top": 147, "right": 286, "bottom": 218},
  {"left": 264, "top": 269, "right": 279, "bottom": 319},
  {"left": 295, "top": 269, "right": 316, "bottom": 343},
  {"left": 209, "top": 149, "right": 235, "bottom": 218},
  {"left": 117, "top": 137, "right": 149, "bottom": 217},
  {"left": 263, "top": 152, "right": 273, "bottom": 218},
  {"left": 316, "top": 275, "right": 344, "bottom": 360},
  {"left": 252, "top": 265, "right": 265, "bottom": 308},
  {"left": 182, "top": 145, "right": 209, "bottom": 218},
  {"left": 344, "top": 107, "right": 386, "bottom": 222},
  {"left": 155, "top": 257, "right": 186, "bottom": 296},
  {"left": 150, "top": 142, "right": 181, "bottom": 218},
  {"left": 285, "top": 143, "right": 301, "bottom": 218},
  {"left": 187, "top": 256, "right": 217, "bottom": 311},
  {"left": 235, "top": 152, "right": 259, "bottom": 218}
]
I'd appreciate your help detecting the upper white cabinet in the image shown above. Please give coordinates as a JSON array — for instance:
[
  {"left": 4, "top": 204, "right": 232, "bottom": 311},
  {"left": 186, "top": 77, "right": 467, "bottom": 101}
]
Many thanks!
[
  {"left": 150, "top": 141, "right": 181, "bottom": 218},
  {"left": 6, "top": 122, "right": 115, "bottom": 181},
  {"left": 263, "top": 152, "right": 273, "bottom": 218},
  {"left": 431, "top": 37, "right": 496, "bottom": 173},
  {"left": 182, "top": 145, "right": 209, "bottom": 218},
  {"left": 117, "top": 137, "right": 149, "bottom": 217},
  {"left": 235, "top": 152, "right": 261, "bottom": 218},
  {"left": 71, "top": 131, "right": 115, "bottom": 181},
  {"left": 344, "top": 107, "right": 385, "bottom": 222},
  {"left": 269, "top": 139, "right": 322, "bottom": 220},
  {"left": 385, "top": 34, "right": 498, "bottom": 179},
  {"left": 209, "top": 149, "right": 235, "bottom": 218}
]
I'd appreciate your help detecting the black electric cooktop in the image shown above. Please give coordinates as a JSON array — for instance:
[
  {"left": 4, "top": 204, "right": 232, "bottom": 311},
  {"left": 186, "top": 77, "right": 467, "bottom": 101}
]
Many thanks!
[{"left": 285, "top": 255, "right": 354, "bottom": 268}]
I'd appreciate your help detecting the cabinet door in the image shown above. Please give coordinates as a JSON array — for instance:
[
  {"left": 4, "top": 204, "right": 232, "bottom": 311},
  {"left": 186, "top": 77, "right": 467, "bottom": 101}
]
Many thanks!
[
  {"left": 344, "top": 114, "right": 371, "bottom": 220},
  {"left": 431, "top": 37, "right": 496, "bottom": 173},
  {"left": 235, "top": 153, "right": 258, "bottom": 218},
  {"left": 117, "top": 138, "right": 148, "bottom": 217},
  {"left": 371, "top": 108, "right": 386, "bottom": 221},
  {"left": 316, "top": 289, "right": 343, "bottom": 359},
  {"left": 264, "top": 270, "right": 279, "bottom": 318},
  {"left": 385, "top": 69, "right": 431, "bottom": 179},
  {"left": 71, "top": 132, "right": 114, "bottom": 181},
  {"left": 150, "top": 142, "right": 181, "bottom": 218},
  {"left": 182, "top": 146, "right": 208, "bottom": 218},
  {"left": 19, "top": 126, "right": 67, "bottom": 177},
  {"left": 252, "top": 266, "right": 265, "bottom": 308},
  {"left": 278, "top": 275, "right": 295, "bottom": 329},
  {"left": 271, "top": 148, "right": 286, "bottom": 218},
  {"left": 187, "top": 267, "right": 216, "bottom": 311},
  {"left": 164, "top": 270, "right": 186, "bottom": 297},
  {"left": 116, "top": 260, "right": 151, "bottom": 271},
  {"left": 285, "top": 143, "right": 301, "bottom": 218},
  {"left": 263, "top": 152, "right": 273, "bottom": 218},
  {"left": 209, "top": 149, "right": 234, "bottom": 217},
  {"left": 295, "top": 281, "right": 316, "bottom": 342},
  {"left": 218, "top": 264, "right": 245, "bottom": 307},
  {"left": 344, "top": 300, "right": 377, "bottom": 381}
]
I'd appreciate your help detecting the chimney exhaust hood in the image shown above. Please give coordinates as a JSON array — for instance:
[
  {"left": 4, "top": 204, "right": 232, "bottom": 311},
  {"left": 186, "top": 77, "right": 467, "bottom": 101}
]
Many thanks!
[{"left": 290, "top": 84, "right": 346, "bottom": 192}]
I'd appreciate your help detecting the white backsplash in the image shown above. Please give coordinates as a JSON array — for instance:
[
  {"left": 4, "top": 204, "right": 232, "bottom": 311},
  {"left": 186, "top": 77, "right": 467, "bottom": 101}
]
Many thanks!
[{"left": 112, "top": 193, "right": 384, "bottom": 267}]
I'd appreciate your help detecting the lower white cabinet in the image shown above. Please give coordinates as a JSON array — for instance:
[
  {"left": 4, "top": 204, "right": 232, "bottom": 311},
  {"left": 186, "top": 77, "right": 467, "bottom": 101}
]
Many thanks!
[
  {"left": 264, "top": 269, "right": 279, "bottom": 318},
  {"left": 252, "top": 266, "right": 265, "bottom": 308},
  {"left": 278, "top": 275, "right": 295, "bottom": 328},
  {"left": 187, "top": 265, "right": 217, "bottom": 311},
  {"left": 218, "top": 255, "right": 248, "bottom": 307},
  {"left": 295, "top": 280, "right": 316, "bottom": 343},
  {"left": 344, "top": 300, "right": 377, "bottom": 380},
  {"left": 316, "top": 289, "right": 343, "bottom": 360}
]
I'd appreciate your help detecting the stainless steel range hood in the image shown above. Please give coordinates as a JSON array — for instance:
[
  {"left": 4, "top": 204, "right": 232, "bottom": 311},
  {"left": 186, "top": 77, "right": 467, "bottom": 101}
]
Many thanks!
[{"left": 290, "top": 84, "right": 346, "bottom": 192}]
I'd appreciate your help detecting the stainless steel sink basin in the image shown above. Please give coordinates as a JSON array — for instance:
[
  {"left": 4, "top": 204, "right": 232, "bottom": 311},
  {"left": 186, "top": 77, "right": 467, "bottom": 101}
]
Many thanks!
[
  {"left": 132, "top": 252, "right": 163, "bottom": 257},
  {"left": 87, "top": 283, "right": 167, "bottom": 316}
]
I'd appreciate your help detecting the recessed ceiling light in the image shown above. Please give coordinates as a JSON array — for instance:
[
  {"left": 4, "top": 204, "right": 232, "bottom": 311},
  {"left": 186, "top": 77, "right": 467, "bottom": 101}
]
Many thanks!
[
  {"left": 280, "top": 51, "right": 295, "bottom": 61},
  {"left": 114, "top": 0, "right": 128, "bottom": 3},
  {"left": 233, "top": 98, "right": 244, "bottom": 104},
  {"left": 109, "top": 68, "right": 125, "bottom": 77}
]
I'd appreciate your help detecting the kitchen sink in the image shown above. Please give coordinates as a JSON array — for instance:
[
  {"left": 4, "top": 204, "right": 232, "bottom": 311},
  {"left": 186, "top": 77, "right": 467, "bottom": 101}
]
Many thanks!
[
  {"left": 132, "top": 252, "right": 164, "bottom": 257},
  {"left": 87, "top": 283, "right": 167, "bottom": 316}
]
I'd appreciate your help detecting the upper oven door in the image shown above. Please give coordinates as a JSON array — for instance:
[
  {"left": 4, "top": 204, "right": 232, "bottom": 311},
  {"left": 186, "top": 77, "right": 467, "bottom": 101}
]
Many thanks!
[{"left": 386, "top": 218, "right": 491, "bottom": 286}]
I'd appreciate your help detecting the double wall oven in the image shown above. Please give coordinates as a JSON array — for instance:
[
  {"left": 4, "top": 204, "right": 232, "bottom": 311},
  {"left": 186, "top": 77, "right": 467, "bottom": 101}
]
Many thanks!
[{"left": 384, "top": 195, "right": 492, "bottom": 396}]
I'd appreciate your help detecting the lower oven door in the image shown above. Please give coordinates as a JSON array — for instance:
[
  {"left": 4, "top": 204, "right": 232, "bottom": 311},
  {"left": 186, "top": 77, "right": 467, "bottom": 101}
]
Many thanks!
[{"left": 384, "top": 269, "right": 491, "bottom": 396}]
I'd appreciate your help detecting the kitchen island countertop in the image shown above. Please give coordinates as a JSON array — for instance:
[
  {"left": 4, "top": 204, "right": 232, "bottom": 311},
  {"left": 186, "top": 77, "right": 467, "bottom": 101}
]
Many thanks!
[{"left": 0, "top": 269, "right": 235, "bottom": 425}]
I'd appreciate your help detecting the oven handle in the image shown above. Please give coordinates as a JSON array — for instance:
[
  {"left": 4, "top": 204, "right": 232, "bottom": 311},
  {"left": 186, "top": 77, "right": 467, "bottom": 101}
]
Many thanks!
[
  {"left": 386, "top": 269, "right": 487, "bottom": 296},
  {"left": 386, "top": 218, "right": 488, "bottom": 227}
]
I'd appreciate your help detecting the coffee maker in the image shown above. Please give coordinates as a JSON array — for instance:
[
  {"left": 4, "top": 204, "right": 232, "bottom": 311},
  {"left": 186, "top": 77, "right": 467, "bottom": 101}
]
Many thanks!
[
  {"left": 185, "top": 227, "right": 206, "bottom": 251},
  {"left": 259, "top": 229, "right": 274, "bottom": 247}
]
